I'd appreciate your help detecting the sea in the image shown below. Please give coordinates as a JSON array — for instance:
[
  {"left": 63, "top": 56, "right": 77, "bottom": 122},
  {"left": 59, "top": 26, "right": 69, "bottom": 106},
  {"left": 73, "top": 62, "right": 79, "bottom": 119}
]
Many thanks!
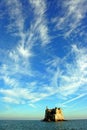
[{"left": 0, "top": 120, "right": 87, "bottom": 130}]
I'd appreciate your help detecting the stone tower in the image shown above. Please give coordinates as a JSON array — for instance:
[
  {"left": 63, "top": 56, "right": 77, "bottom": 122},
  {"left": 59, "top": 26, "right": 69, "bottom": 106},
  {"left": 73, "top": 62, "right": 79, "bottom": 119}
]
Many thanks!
[{"left": 43, "top": 107, "right": 64, "bottom": 122}]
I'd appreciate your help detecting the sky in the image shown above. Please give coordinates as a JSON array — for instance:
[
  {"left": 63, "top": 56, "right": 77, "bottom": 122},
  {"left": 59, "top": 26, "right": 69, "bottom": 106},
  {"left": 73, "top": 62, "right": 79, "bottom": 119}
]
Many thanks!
[{"left": 0, "top": 0, "right": 87, "bottom": 120}]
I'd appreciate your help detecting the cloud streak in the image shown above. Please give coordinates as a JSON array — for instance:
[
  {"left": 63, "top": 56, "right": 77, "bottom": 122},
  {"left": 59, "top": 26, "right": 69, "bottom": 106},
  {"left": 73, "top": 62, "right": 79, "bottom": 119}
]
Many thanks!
[
  {"left": 29, "top": 0, "right": 50, "bottom": 45},
  {"left": 62, "top": 93, "right": 87, "bottom": 105},
  {"left": 52, "top": 0, "right": 87, "bottom": 41},
  {"left": 60, "top": 45, "right": 87, "bottom": 96},
  {"left": 44, "top": 44, "right": 87, "bottom": 101},
  {"left": 0, "top": 0, "right": 87, "bottom": 109}
]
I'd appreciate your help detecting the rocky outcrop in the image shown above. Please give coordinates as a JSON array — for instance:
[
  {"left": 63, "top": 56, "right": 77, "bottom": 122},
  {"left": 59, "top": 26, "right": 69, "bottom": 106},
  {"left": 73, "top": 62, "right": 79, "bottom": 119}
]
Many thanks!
[{"left": 43, "top": 107, "right": 65, "bottom": 122}]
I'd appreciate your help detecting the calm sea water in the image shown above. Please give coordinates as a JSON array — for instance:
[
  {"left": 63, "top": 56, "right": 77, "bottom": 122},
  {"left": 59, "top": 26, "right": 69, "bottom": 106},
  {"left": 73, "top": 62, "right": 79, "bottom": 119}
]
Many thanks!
[{"left": 0, "top": 120, "right": 87, "bottom": 130}]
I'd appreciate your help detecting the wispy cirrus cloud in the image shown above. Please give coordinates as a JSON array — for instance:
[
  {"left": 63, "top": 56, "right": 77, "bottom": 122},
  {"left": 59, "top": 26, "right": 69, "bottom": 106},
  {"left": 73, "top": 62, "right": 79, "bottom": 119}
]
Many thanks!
[
  {"left": 0, "top": 85, "right": 53, "bottom": 105},
  {"left": 2, "top": 97, "right": 21, "bottom": 104},
  {"left": 60, "top": 44, "right": 87, "bottom": 96},
  {"left": 6, "top": 0, "right": 33, "bottom": 58},
  {"left": 44, "top": 44, "right": 87, "bottom": 101},
  {"left": 29, "top": 0, "right": 50, "bottom": 46},
  {"left": 0, "top": 3, "right": 29, "bottom": 80},
  {"left": 52, "top": 0, "right": 87, "bottom": 40},
  {"left": 62, "top": 93, "right": 87, "bottom": 105},
  {"left": 6, "top": 0, "right": 24, "bottom": 36},
  {"left": 1, "top": 76, "right": 18, "bottom": 88},
  {"left": 0, "top": 0, "right": 34, "bottom": 106},
  {"left": 0, "top": 0, "right": 51, "bottom": 106},
  {"left": 0, "top": 0, "right": 87, "bottom": 110},
  {"left": 0, "top": 43, "right": 87, "bottom": 107}
]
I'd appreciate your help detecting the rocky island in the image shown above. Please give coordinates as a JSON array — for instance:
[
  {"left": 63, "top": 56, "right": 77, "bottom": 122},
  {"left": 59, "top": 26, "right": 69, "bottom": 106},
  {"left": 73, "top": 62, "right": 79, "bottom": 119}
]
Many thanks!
[{"left": 43, "top": 107, "right": 65, "bottom": 122}]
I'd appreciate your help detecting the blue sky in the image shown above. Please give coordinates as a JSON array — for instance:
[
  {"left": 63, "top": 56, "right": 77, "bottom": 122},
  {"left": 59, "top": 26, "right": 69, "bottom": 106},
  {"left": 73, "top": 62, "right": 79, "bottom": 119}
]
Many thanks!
[{"left": 0, "top": 0, "right": 87, "bottom": 120}]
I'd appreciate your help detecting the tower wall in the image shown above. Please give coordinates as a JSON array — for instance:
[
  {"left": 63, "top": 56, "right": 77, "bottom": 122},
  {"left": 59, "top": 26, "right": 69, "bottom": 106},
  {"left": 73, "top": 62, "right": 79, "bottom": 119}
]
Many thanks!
[{"left": 43, "top": 107, "right": 64, "bottom": 122}]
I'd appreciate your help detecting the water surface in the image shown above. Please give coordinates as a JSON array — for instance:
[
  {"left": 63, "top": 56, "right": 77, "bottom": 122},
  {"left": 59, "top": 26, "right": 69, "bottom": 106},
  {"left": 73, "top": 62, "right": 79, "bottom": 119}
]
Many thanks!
[{"left": 0, "top": 119, "right": 87, "bottom": 130}]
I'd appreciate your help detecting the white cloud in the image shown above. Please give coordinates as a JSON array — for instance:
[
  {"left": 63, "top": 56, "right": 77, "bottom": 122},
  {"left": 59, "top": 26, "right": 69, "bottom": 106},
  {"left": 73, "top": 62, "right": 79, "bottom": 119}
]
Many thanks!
[
  {"left": 0, "top": 88, "right": 31, "bottom": 104},
  {"left": 0, "top": 0, "right": 35, "bottom": 91},
  {"left": 59, "top": 45, "right": 87, "bottom": 96},
  {"left": 44, "top": 44, "right": 87, "bottom": 99},
  {"left": 52, "top": 0, "right": 87, "bottom": 39},
  {"left": 62, "top": 93, "right": 87, "bottom": 105},
  {"left": 5, "top": 0, "right": 33, "bottom": 60},
  {"left": 2, "top": 97, "right": 20, "bottom": 104},
  {"left": 6, "top": 0, "right": 24, "bottom": 35},
  {"left": 29, "top": 0, "right": 50, "bottom": 45},
  {"left": 29, "top": 103, "right": 37, "bottom": 108},
  {"left": 2, "top": 76, "right": 18, "bottom": 88},
  {"left": 0, "top": 1, "right": 87, "bottom": 107},
  {"left": 9, "top": 51, "right": 18, "bottom": 62},
  {"left": 0, "top": 0, "right": 50, "bottom": 95},
  {"left": 0, "top": 87, "right": 51, "bottom": 104},
  {"left": 17, "top": 44, "right": 33, "bottom": 58}
]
